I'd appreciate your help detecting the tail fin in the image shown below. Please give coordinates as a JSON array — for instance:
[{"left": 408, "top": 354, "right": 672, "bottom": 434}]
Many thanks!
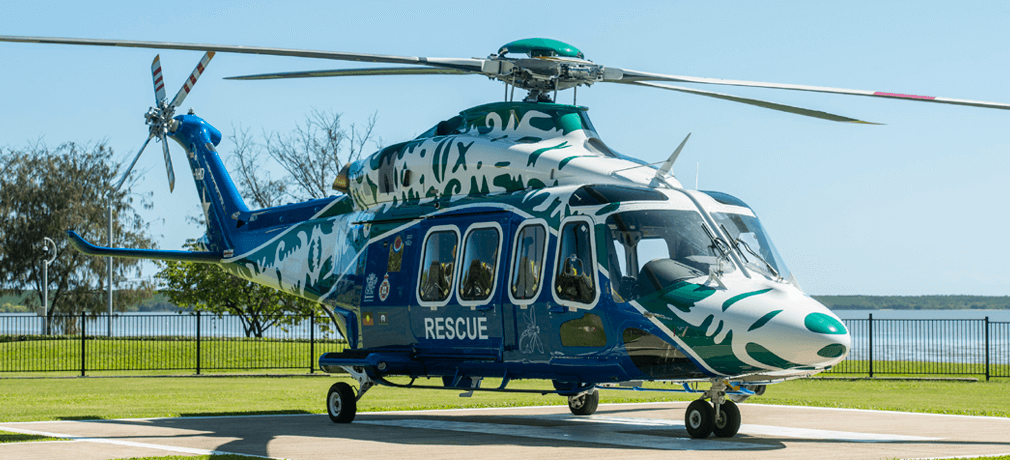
[{"left": 169, "top": 114, "right": 249, "bottom": 252}]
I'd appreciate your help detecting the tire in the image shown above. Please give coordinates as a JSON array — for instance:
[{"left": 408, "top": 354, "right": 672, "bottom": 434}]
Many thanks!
[
  {"left": 684, "top": 399, "right": 714, "bottom": 439},
  {"left": 327, "top": 382, "right": 357, "bottom": 423},
  {"left": 567, "top": 389, "right": 599, "bottom": 415},
  {"left": 712, "top": 400, "right": 741, "bottom": 438}
]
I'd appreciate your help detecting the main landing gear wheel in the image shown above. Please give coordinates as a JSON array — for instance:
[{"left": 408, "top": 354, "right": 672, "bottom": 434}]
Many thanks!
[
  {"left": 684, "top": 399, "right": 714, "bottom": 439},
  {"left": 712, "top": 399, "right": 741, "bottom": 438},
  {"left": 327, "top": 382, "right": 357, "bottom": 423},
  {"left": 567, "top": 389, "right": 599, "bottom": 415}
]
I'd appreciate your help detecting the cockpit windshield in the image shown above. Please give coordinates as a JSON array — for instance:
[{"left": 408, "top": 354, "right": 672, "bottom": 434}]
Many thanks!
[
  {"left": 712, "top": 212, "right": 793, "bottom": 283},
  {"left": 605, "top": 209, "right": 734, "bottom": 303}
]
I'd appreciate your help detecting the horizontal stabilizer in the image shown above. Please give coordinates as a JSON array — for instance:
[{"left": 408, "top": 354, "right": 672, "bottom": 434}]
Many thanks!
[{"left": 66, "top": 230, "right": 223, "bottom": 264}]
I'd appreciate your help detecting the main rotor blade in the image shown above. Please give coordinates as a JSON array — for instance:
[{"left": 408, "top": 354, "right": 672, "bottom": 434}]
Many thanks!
[
  {"left": 151, "top": 55, "right": 166, "bottom": 105},
  {"left": 625, "top": 81, "right": 879, "bottom": 124},
  {"left": 169, "top": 51, "right": 214, "bottom": 110},
  {"left": 0, "top": 35, "right": 485, "bottom": 71},
  {"left": 225, "top": 66, "right": 474, "bottom": 80},
  {"left": 160, "top": 133, "right": 176, "bottom": 193},
  {"left": 114, "top": 135, "right": 153, "bottom": 191},
  {"left": 611, "top": 67, "right": 1010, "bottom": 111}
]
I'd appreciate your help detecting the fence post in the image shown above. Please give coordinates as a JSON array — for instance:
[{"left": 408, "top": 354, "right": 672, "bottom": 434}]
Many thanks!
[
  {"left": 80, "top": 311, "right": 86, "bottom": 377},
  {"left": 868, "top": 313, "right": 873, "bottom": 378},
  {"left": 196, "top": 310, "right": 202, "bottom": 375},
  {"left": 985, "top": 316, "right": 990, "bottom": 382},
  {"left": 309, "top": 313, "right": 313, "bottom": 374}
]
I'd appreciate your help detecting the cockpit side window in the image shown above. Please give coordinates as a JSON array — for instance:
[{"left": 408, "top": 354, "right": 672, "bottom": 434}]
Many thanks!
[
  {"left": 554, "top": 220, "right": 596, "bottom": 304},
  {"left": 606, "top": 210, "right": 730, "bottom": 302}
]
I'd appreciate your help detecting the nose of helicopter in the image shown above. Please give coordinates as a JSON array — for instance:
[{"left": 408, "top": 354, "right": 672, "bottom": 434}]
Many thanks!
[{"left": 724, "top": 288, "right": 851, "bottom": 372}]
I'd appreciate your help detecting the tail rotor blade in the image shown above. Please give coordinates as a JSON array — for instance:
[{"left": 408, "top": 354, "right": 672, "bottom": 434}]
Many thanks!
[
  {"left": 160, "top": 133, "right": 176, "bottom": 192},
  {"left": 169, "top": 51, "right": 215, "bottom": 110},
  {"left": 115, "top": 135, "right": 154, "bottom": 191},
  {"left": 151, "top": 54, "right": 166, "bottom": 105}
]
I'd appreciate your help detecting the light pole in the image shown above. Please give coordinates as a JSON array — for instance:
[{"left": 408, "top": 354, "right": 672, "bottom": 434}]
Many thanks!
[{"left": 41, "top": 237, "right": 56, "bottom": 335}]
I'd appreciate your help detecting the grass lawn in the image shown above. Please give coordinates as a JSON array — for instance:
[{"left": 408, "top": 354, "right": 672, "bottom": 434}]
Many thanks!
[
  {"left": 0, "top": 337, "right": 345, "bottom": 373},
  {"left": 0, "top": 430, "right": 67, "bottom": 443},
  {"left": 0, "top": 375, "right": 1008, "bottom": 423}
]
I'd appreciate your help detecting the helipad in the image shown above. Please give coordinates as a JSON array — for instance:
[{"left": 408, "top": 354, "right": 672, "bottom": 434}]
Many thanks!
[{"left": 2, "top": 402, "right": 1008, "bottom": 460}]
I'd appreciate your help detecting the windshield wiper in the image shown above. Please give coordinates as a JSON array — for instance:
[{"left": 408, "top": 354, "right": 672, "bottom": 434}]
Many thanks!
[
  {"left": 738, "top": 239, "right": 781, "bottom": 280},
  {"left": 718, "top": 224, "right": 781, "bottom": 281}
]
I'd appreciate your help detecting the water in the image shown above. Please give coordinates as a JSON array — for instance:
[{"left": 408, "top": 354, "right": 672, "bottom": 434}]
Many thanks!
[{"left": 832, "top": 310, "right": 1010, "bottom": 365}]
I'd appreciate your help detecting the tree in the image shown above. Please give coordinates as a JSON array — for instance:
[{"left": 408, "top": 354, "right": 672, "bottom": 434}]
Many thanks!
[
  {"left": 157, "top": 244, "right": 322, "bottom": 337},
  {"left": 263, "top": 110, "right": 379, "bottom": 200},
  {"left": 0, "top": 142, "right": 155, "bottom": 333},
  {"left": 156, "top": 111, "right": 381, "bottom": 337}
]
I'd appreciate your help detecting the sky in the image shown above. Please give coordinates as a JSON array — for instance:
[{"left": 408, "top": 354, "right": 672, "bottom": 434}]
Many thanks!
[{"left": 1, "top": 1, "right": 1008, "bottom": 296}]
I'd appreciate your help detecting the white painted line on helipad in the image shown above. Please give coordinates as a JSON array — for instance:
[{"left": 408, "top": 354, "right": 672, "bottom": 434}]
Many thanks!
[
  {"left": 355, "top": 418, "right": 760, "bottom": 450},
  {"left": 522, "top": 414, "right": 942, "bottom": 442},
  {"left": 742, "top": 403, "right": 1010, "bottom": 422},
  {"left": 0, "top": 425, "right": 279, "bottom": 459}
]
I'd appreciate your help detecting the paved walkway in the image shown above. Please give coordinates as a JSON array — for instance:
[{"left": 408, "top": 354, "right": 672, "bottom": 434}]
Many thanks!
[{"left": 2, "top": 402, "right": 1009, "bottom": 460}]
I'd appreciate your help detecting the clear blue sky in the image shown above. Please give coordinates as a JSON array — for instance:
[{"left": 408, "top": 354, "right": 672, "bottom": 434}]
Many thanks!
[{"left": 2, "top": 1, "right": 1008, "bottom": 296}]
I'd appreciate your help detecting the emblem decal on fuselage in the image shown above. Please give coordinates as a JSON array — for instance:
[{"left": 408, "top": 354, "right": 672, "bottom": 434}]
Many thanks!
[
  {"left": 364, "top": 273, "right": 378, "bottom": 302},
  {"left": 378, "top": 273, "right": 391, "bottom": 301}
]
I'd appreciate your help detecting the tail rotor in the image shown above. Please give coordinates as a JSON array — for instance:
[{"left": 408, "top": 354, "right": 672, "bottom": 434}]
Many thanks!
[{"left": 119, "top": 51, "right": 215, "bottom": 192}]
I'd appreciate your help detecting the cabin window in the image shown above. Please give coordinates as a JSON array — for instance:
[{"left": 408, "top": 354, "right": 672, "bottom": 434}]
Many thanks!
[
  {"left": 418, "top": 229, "right": 458, "bottom": 303},
  {"left": 458, "top": 226, "right": 501, "bottom": 302},
  {"left": 509, "top": 223, "right": 547, "bottom": 302},
  {"left": 554, "top": 220, "right": 596, "bottom": 304}
]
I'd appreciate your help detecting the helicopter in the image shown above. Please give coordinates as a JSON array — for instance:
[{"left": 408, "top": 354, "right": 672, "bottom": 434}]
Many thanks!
[{"left": 3, "top": 35, "right": 1008, "bottom": 439}]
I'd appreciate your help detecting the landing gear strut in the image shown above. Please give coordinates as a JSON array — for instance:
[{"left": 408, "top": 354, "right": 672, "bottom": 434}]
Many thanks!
[
  {"left": 684, "top": 380, "right": 742, "bottom": 438},
  {"left": 327, "top": 366, "right": 376, "bottom": 424}
]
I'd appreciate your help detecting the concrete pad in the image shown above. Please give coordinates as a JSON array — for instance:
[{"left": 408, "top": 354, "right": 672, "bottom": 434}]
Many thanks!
[{"left": 2, "top": 402, "right": 1009, "bottom": 460}]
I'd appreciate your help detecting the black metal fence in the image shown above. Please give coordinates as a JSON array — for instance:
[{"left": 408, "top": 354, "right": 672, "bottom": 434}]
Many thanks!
[
  {"left": 0, "top": 312, "right": 346, "bottom": 375},
  {"left": 1, "top": 312, "right": 1007, "bottom": 379},
  {"left": 827, "top": 315, "right": 1009, "bottom": 380}
]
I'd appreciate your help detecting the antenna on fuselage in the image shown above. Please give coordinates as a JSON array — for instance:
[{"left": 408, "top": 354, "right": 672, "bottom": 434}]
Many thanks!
[{"left": 649, "top": 132, "right": 691, "bottom": 187}]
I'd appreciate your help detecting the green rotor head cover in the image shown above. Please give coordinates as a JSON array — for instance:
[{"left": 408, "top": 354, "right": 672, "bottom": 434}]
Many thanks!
[{"left": 498, "top": 38, "right": 584, "bottom": 59}]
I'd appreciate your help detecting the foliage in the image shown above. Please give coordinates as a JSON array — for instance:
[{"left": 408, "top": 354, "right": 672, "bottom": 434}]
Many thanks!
[
  {"left": 157, "top": 250, "right": 331, "bottom": 338},
  {"left": 154, "top": 111, "right": 381, "bottom": 337},
  {"left": 0, "top": 142, "right": 155, "bottom": 332},
  {"left": 259, "top": 109, "right": 380, "bottom": 202},
  {"left": 814, "top": 295, "right": 1010, "bottom": 310}
]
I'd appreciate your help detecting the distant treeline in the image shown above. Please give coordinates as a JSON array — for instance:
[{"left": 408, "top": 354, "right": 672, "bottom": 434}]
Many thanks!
[{"left": 813, "top": 295, "right": 1010, "bottom": 310}]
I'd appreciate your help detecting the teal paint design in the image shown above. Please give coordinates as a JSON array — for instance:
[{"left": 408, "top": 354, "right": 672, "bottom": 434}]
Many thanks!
[
  {"left": 526, "top": 141, "right": 570, "bottom": 168},
  {"left": 451, "top": 141, "right": 474, "bottom": 174},
  {"left": 722, "top": 288, "right": 773, "bottom": 312},
  {"left": 805, "top": 313, "right": 847, "bottom": 335},
  {"left": 747, "top": 309, "right": 783, "bottom": 331},
  {"left": 817, "top": 343, "right": 847, "bottom": 358},
  {"left": 746, "top": 342, "right": 803, "bottom": 369},
  {"left": 558, "top": 154, "right": 592, "bottom": 170},
  {"left": 494, "top": 161, "right": 510, "bottom": 168}
]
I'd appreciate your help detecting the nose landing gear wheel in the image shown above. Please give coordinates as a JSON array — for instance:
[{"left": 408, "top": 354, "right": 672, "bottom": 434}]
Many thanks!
[
  {"left": 567, "top": 388, "right": 599, "bottom": 415},
  {"left": 327, "top": 382, "right": 357, "bottom": 423},
  {"left": 684, "top": 399, "right": 714, "bottom": 438},
  {"left": 712, "top": 399, "right": 741, "bottom": 437}
]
